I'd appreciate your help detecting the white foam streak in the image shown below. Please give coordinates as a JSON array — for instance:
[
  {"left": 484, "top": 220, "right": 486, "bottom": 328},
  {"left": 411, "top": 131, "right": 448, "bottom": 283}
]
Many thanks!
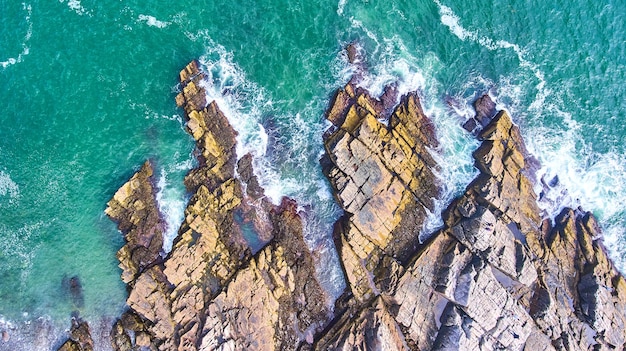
[
  {"left": 337, "top": 0, "right": 347, "bottom": 15},
  {"left": 58, "top": 0, "right": 91, "bottom": 16},
  {"left": 156, "top": 169, "right": 186, "bottom": 253},
  {"left": 0, "top": 222, "right": 44, "bottom": 284},
  {"left": 422, "top": 106, "right": 480, "bottom": 238},
  {"left": 137, "top": 14, "right": 171, "bottom": 28},
  {"left": 349, "top": 18, "right": 380, "bottom": 50},
  {"left": 434, "top": 0, "right": 555, "bottom": 126},
  {"left": 0, "top": 170, "right": 20, "bottom": 202},
  {"left": 196, "top": 42, "right": 285, "bottom": 204},
  {"left": 1, "top": 3, "right": 32, "bottom": 69},
  {"left": 346, "top": 35, "right": 428, "bottom": 99},
  {"left": 533, "top": 137, "right": 626, "bottom": 270}
]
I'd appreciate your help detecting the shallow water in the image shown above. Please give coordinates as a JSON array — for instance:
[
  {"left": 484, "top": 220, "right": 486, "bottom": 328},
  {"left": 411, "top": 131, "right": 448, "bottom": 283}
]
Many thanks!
[{"left": 1, "top": 0, "right": 624, "bottom": 348}]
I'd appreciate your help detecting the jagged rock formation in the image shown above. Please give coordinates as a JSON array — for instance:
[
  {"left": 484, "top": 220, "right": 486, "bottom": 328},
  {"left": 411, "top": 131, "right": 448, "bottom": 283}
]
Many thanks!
[
  {"left": 104, "top": 161, "right": 165, "bottom": 284},
  {"left": 96, "top": 56, "right": 626, "bottom": 351},
  {"left": 321, "top": 81, "right": 440, "bottom": 303},
  {"left": 105, "top": 61, "right": 330, "bottom": 351},
  {"left": 315, "top": 88, "right": 626, "bottom": 350},
  {"left": 200, "top": 198, "right": 330, "bottom": 350}
]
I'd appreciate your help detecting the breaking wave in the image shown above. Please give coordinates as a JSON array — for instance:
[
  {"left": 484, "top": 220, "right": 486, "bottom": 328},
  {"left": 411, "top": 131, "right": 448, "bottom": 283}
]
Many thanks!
[{"left": 433, "top": 0, "right": 626, "bottom": 271}]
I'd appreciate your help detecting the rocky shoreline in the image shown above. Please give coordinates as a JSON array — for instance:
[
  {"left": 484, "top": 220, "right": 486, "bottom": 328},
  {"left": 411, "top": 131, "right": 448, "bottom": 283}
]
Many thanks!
[{"left": 55, "top": 53, "right": 626, "bottom": 350}]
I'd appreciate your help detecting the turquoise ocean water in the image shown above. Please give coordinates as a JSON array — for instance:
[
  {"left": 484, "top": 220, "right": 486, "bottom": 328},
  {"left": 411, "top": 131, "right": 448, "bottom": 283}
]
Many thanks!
[{"left": 1, "top": 0, "right": 625, "bottom": 348}]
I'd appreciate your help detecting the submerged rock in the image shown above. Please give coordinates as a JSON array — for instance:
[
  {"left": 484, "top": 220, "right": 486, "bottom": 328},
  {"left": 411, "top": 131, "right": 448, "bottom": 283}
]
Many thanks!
[{"left": 62, "top": 275, "right": 84, "bottom": 310}]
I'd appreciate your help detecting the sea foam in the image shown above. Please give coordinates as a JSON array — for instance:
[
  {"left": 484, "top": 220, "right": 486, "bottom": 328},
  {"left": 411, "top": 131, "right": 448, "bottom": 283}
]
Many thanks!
[
  {"left": 181, "top": 34, "right": 347, "bottom": 301},
  {"left": 0, "top": 170, "right": 20, "bottom": 202},
  {"left": 58, "top": 0, "right": 91, "bottom": 16},
  {"left": 434, "top": 0, "right": 550, "bottom": 118},
  {"left": 337, "top": 0, "right": 347, "bottom": 15},
  {"left": 156, "top": 168, "right": 186, "bottom": 253},
  {"left": 434, "top": 0, "right": 626, "bottom": 271},
  {"left": 137, "top": 14, "right": 171, "bottom": 29},
  {"left": 0, "top": 222, "right": 45, "bottom": 288},
  {"left": 1, "top": 3, "right": 32, "bottom": 69}
]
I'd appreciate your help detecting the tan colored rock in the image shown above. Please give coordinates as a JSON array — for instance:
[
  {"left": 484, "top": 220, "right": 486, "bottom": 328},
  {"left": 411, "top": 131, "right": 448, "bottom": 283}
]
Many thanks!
[
  {"left": 108, "top": 60, "right": 332, "bottom": 351},
  {"left": 111, "top": 311, "right": 153, "bottom": 351},
  {"left": 326, "top": 87, "right": 354, "bottom": 127},
  {"left": 534, "top": 208, "right": 626, "bottom": 349},
  {"left": 314, "top": 297, "right": 408, "bottom": 351},
  {"left": 105, "top": 161, "right": 164, "bottom": 284},
  {"left": 176, "top": 60, "right": 207, "bottom": 115},
  {"left": 317, "top": 89, "right": 626, "bottom": 351},
  {"left": 106, "top": 58, "right": 626, "bottom": 351},
  {"left": 450, "top": 206, "right": 537, "bottom": 287},
  {"left": 387, "top": 233, "right": 456, "bottom": 350},
  {"left": 199, "top": 198, "right": 330, "bottom": 351},
  {"left": 323, "top": 86, "right": 440, "bottom": 302}
]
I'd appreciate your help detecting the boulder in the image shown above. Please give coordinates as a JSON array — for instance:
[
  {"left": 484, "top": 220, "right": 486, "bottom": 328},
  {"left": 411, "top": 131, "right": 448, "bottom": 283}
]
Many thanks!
[
  {"left": 473, "top": 94, "right": 496, "bottom": 126},
  {"left": 57, "top": 318, "right": 93, "bottom": 351}
]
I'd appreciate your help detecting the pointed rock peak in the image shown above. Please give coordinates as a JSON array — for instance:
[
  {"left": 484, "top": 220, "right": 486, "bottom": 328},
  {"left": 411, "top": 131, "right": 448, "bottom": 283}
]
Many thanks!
[{"left": 463, "top": 93, "right": 497, "bottom": 136}]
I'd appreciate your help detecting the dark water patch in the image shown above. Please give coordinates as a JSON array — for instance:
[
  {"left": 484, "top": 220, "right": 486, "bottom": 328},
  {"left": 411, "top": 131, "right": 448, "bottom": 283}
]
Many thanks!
[
  {"left": 61, "top": 275, "right": 84, "bottom": 311},
  {"left": 233, "top": 209, "right": 268, "bottom": 254}
]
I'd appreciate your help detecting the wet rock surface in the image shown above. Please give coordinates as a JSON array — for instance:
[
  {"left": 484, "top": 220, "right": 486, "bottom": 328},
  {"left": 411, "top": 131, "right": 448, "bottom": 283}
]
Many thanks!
[
  {"left": 105, "top": 161, "right": 165, "bottom": 284},
  {"left": 57, "top": 318, "right": 94, "bottom": 351}
]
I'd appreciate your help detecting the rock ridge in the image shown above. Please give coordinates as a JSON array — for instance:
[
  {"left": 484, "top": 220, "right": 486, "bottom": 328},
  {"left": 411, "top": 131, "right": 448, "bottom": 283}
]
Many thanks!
[{"left": 101, "top": 60, "right": 331, "bottom": 351}]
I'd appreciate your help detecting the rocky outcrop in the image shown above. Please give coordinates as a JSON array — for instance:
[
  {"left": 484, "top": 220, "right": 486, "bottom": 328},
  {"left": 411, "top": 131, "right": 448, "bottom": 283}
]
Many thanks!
[
  {"left": 534, "top": 208, "right": 626, "bottom": 349},
  {"left": 321, "top": 81, "right": 440, "bottom": 303},
  {"left": 199, "top": 198, "right": 330, "bottom": 350},
  {"left": 100, "top": 55, "right": 626, "bottom": 351},
  {"left": 107, "top": 60, "right": 330, "bottom": 351},
  {"left": 105, "top": 161, "right": 164, "bottom": 284},
  {"left": 57, "top": 318, "right": 94, "bottom": 351},
  {"left": 316, "top": 81, "right": 626, "bottom": 350}
]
